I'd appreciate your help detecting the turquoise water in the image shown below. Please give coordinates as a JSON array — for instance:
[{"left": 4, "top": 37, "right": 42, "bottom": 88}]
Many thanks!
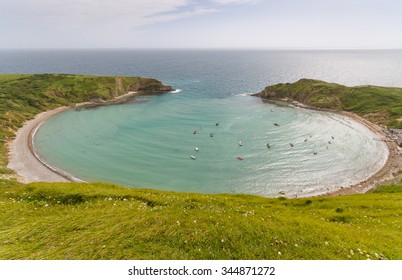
[
  {"left": 2, "top": 49, "right": 397, "bottom": 197},
  {"left": 35, "top": 93, "right": 387, "bottom": 197}
]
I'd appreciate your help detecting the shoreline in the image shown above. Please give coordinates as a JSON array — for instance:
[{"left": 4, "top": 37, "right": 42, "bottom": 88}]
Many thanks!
[
  {"left": 271, "top": 98, "right": 402, "bottom": 197},
  {"left": 7, "top": 91, "right": 139, "bottom": 183},
  {"left": 7, "top": 92, "right": 401, "bottom": 197}
]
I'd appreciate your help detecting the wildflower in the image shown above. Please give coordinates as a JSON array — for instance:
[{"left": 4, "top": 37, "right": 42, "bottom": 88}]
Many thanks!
[
  {"left": 278, "top": 251, "right": 282, "bottom": 255},
  {"left": 324, "top": 241, "right": 329, "bottom": 246},
  {"left": 45, "top": 204, "right": 49, "bottom": 207},
  {"left": 221, "top": 239, "right": 225, "bottom": 243},
  {"left": 176, "top": 221, "right": 180, "bottom": 225},
  {"left": 350, "top": 249, "right": 354, "bottom": 255}
]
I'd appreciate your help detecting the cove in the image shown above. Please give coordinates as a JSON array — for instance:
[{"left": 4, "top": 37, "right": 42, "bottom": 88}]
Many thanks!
[{"left": 34, "top": 93, "right": 387, "bottom": 197}]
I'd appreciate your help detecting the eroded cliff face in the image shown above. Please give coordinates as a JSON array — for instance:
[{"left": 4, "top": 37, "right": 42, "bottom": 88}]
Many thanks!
[
  {"left": 127, "top": 78, "right": 173, "bottom": 95},
  {"left": 112, "top": 76, "right": 174, "bottom": 98}
]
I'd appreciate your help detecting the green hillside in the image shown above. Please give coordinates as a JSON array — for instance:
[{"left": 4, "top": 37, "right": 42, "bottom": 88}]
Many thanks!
[
  {"left": 0, "top": 74, "right": 171, "bottom": 176},
  {"left": 256, "top": 78, "right": 402, "bottom": 128},
  {"left": 0, "top": 75, "right": 401, "bottom": 260},
  {"left": 0, "top": 182, "right": 401, "bottom": 259}
]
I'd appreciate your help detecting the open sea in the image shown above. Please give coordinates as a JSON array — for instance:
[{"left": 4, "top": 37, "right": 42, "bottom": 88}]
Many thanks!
[{"left": 2, "top": 49, "right": 402, "bottom": 197}]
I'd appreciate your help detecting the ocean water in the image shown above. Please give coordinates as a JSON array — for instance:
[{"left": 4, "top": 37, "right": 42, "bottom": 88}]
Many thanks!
[{"left": 2, "top": 49, "right": 401, "bottom": 197}]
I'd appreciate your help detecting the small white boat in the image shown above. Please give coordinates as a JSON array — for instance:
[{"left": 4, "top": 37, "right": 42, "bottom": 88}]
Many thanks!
[
  {"left": 190, "top": 155, "right": 196, "bottom": 160},
  {"left": 239, "top": 141, "right": 243, "bottom": 146},
  {"left": 195, "top": 147, "right": 199, "bottom": 151}
]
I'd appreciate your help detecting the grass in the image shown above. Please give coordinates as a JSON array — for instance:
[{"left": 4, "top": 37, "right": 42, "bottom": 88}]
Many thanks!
[
  {"left": 0, "top": 182, "right": 401, "bottom": 260},
  {"left": 1, "top": 75, "right": 401, "bottom": 260},
  {"left": 0, "top": 74, "right": 170, "bottom": 176},
  {"left": 258, "top": 79, "right": 402, "bottom": 128}
]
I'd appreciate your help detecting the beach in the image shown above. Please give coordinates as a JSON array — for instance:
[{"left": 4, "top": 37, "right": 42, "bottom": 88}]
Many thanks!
[
  {"left": 7, "top": 91, "right": 138, "bottom": 183},
  {"left": 7, "top": 106, "right": 72, "bottom": 183},
  {"left": 287, "top": 99, "right": 402, "bottom": 196},
  {"left": 7, "top": 93, "right": 402, "bottom": 196}
]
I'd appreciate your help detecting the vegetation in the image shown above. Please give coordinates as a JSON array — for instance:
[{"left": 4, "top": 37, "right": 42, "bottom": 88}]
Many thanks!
[
  {"left": 0, "top": 74, "right": 171, "bottom": 176},
  {"left": 0, "top": 182, "right": 400, "bottom": 260},
  {"left": 257, "top": 78, "right": 402, "bottom": 128},
  {"left": 0, "top": 75, "right": 401, "bottom": 259}
]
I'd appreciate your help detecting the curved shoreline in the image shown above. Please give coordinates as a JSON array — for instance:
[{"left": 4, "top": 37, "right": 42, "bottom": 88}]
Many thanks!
[
  {"left": 7, "top": 91, "right": 139, "bottom": 183},
  {"left": 8, "top": 94, "right": 401, "bottom": 197},
  {"left": 280, "top": 98, "right": 402, "bottom": 196},
  {"left": 7, "top": 106, "right": 74, "bottom": 183}
]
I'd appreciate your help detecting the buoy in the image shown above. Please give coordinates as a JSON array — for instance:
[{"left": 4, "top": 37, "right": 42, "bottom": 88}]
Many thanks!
[
  {"left": 304, "top": 139, "right": 308, "bottom": 142},
  {"left": 331, "top": 136, "right": 334, "bottom": 139},
  {"left": 193, "top": 130, "right": 197, "bottom": 134},
  {"left": 239, "top": 141, "right": 243, "bottom": 146},
  {"left": 274, "top": 123, "right": 280, "bottom": 126},
  {"left": 313, "top": 152, "right": 317, "bottom": 155},
  {"left": 210, "top": 133, "right": 213, "bottom": 137},
  {"left": 216, "top": 122, "right": 219, "bottom": 126},
  {"left": 237, "top": 156, "right": 244, "bottom": 160},
  {"left": 195, "top": 147, "right": 199, "bottom": 151},
  {"left": 190, "top": 155, "right": 196, "bottom": 160},
  {"left": 290, "top": 143, "right": 294, "bottom": 147},
  {"left": 266, "top": 143, "right": 271, "bottom": 148}
]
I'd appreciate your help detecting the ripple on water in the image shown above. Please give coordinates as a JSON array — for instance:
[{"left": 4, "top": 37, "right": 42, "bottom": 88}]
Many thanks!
[{"left": 34, "top": 95, "right": 387, "bottom": 197}]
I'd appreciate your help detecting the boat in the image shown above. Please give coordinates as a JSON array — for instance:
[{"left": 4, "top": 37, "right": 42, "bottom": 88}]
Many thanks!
[
  {"left": 274, "top": 123, "right": 280, "bottom": 126},
  {"left": 237, "top": 156, "right": 244, "bottom": 160},
  {"left": 195, "top": 147, "right": 199, "bottom": 151},
  {"left": 193, "top": 130, "right": 197, "bottom": 134},
  {"left": 239, "top": 141, "right": 243, "bottom": 146},
  {"left": 210, "top": 133, "right": 213, "bottom": 137},
  {"left": 190, "top": 155, "right": 196, "bottom": 160},
  {"left": 290, "top": 143, "right": 294, "bottom": 147},
  {"left": 266, "top": 143, "right": 270, "bottom": 148}
]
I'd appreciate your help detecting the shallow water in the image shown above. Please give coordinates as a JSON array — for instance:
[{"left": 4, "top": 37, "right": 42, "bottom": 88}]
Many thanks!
[
  {"left": 2, "top": 49, "right": 397, "bottom": 196},
  {"left": 35, "top": 94, "right": 387, "bottom": 197}
]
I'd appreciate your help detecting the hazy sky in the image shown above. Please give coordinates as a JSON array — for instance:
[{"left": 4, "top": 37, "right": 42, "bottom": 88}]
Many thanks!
[{"left": 1, "top": 0, "right": 401, "bottom": 49}]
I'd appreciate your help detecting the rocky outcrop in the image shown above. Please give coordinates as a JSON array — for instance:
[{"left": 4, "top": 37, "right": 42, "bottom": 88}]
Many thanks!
[{"left": 128, "top": 78, "right": 173, "bottom": 95}]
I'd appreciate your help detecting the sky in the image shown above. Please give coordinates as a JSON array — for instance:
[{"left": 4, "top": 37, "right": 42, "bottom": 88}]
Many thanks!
[{"left": 1, "top": 0, "right": 401, "bottom": 49}]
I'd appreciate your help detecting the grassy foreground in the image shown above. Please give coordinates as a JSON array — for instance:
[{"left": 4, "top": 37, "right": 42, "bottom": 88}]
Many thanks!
[
  {"left": 0, "top": 74, "right": 171, "bottom": 176},
  {"left": 0, "top": 181, "right": 401, "bottom": 260},
  {"left": 1, "top": 75, "right": 401, "bottom": 260},
  {"left": 256, "top": 78, "right": 402, "bottom": 128}
]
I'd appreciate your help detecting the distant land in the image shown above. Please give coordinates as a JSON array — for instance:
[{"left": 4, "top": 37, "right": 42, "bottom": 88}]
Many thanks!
[{"left": 0, "top": 74, "right": 401, "bottom": 260}]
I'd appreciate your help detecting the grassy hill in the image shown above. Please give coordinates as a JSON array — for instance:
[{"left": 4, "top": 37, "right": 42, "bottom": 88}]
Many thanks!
[
  {"left": 256, "top": 78, "right": 402, "bottom": 128},
  {"left": 0, "top": 75, "right": 401, "bottom": 260},
  {"left": 0, "top": 74, "right": 171, "bottom": 176},
  {"left": 0, "top": 181, "right": 401, "bottom": 259}
]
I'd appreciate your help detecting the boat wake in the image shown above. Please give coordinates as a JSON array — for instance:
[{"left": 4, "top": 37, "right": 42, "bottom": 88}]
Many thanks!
[{"left": 170, "top": 89, "right": 182, "bottom": 94}]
